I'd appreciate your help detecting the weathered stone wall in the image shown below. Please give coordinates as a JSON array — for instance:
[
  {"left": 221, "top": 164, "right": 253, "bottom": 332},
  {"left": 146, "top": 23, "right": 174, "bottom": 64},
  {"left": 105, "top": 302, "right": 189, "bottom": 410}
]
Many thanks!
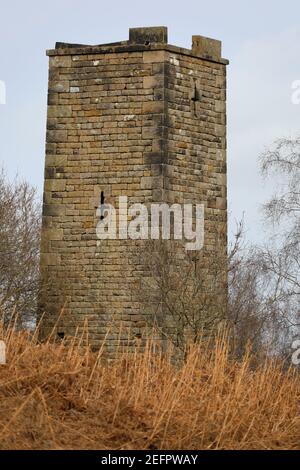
[
  {"left": 165, "top": 47, "right": 227, "bottom": 258},
  {"left": 39, "top": 27, "right": 228, "bottom": 351}
]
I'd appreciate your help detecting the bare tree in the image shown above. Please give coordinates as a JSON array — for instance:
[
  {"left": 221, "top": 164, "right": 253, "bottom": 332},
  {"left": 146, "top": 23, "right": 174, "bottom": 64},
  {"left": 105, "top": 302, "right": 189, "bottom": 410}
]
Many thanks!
[
  {"left": 261, "top": 137, "right": 300, "bottom": 222},
  {"left": 138, "top": 213, "right": 297, "bottom": 359},
  {"left": 0, "top": 170, "right": 41, "bottom": 327},
  {"left": 138, "top": 225, "right": 228, "bottom": 354},
  {"left": 258, "top": 137, "right": 300, "bottom": 347},
  {"left": 227, "top": 221, "right": 266, "bottom": 356},
  {"left": 227, "top": 227, "right": 289, "bottom": 358}
]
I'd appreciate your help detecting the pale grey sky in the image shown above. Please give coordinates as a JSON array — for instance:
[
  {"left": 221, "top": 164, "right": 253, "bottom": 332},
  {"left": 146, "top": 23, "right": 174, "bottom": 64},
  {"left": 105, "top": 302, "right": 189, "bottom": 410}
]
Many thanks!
[{"left": 1, "top": 0, "right": 300, "bottom": 241}]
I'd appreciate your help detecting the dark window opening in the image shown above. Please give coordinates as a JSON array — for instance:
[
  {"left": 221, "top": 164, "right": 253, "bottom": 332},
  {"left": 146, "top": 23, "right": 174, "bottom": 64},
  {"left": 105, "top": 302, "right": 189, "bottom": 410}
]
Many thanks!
[
  {"left": 190, "top": 79, "right": 202, "bottom": 117},
  {"left": 191, "top": 81, "right": 201, "bottom": 102},
  {"left": 100, "top": 191, "right": 105, "bottom": 220}
]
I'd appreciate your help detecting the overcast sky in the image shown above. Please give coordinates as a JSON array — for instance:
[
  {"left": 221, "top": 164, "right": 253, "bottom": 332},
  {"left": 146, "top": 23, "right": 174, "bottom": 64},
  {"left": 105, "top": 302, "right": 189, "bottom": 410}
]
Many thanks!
[{"left": 1, "top": 0, "right": 300, "bottom": 242}]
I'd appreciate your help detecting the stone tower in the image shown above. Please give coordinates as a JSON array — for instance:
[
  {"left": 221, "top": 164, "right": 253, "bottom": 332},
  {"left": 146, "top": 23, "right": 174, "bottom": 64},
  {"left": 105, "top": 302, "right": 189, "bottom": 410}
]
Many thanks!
[{"left": 39, "top": 27, "right": 228, "bottom": 351}]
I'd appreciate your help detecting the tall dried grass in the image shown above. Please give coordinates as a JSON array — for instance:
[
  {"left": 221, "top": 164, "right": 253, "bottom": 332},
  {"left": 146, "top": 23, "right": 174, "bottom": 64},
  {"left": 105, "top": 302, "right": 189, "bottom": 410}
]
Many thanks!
[{"left": 0, "top": 322, "right": 299, "bottom": 450}]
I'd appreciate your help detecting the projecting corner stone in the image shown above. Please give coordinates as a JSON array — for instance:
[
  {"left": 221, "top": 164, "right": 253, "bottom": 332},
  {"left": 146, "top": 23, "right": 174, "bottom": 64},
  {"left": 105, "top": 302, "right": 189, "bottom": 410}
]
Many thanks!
[
  {"left": 40, "top": 253, "right": 60, "bottom": 266},
  {"left": 215, "top": 124, "right": 226, "bottom": 138},
  {"left": 141, "top": 177, "right": 153, "bottom": 189},
  {"left": 49, "top": 55, "right": 72, "bottom": 68},
  {"left": 45, "top": 155, "right": 67, "bottom": 167},
  {"left": 129, "top": 26, "right": 168, "bottom": 45},
  {"left": 192, "top": 35, "right": 221, "bottom": 61},
  {"left": 43, "top": 228, "right": 64, "bottom": 241},
  {"left": 48, "top": 105, "right": 72, "bottom": 118},
  {"left": 142, "top": 127, "right": 162, "bottom": 139},
  {"left": 143, "top": 76, "right": 164, "bottom": 89},
  {"left": 47, "top": 130, "right": 68, "bottom": 143},
  {"left": 44, "top": 179, "right": 66, "bottom": 192},
  {"left": 142, "top": 101, "right": 165, "bottom": 114},
  {"left": 216, "top": 197, "right": 226, "bottom": 210},
  {"left": 48, "top": 81, "right": 69, "bottom": 93},
  {"left": 43, "top": 204, "right": 65, "bottom": 217},
  {"left": 216, "top": 173, "right": 226, "bottom": 186},
  {"left": 215, "top": 101, "right": 226, "bottom": 113},
  {"left": 143, "top": 50, "right": 167, "bottom": 63}
]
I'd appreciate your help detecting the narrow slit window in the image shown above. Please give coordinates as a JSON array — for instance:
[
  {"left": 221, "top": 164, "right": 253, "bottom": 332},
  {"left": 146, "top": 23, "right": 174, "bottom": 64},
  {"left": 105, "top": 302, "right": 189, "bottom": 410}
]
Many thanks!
[
  {"left": 100, "top": 191, "right": 105, "bottom": 220},
  {"left": 190, "top": 78, "right": 202, "bottom": 117}
]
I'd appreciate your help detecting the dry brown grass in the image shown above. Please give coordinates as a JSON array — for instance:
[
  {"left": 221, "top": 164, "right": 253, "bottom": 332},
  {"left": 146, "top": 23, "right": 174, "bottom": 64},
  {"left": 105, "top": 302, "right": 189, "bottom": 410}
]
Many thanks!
[{"left": 0, "top": 323, "right": 299, "bottom": 450}]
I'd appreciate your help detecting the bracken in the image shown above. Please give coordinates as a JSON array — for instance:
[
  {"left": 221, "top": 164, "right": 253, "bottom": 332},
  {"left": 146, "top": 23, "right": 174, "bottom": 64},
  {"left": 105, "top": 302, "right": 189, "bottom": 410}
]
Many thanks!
[{"left": 0, "top": 321, "right": 299, "bottom": 450}]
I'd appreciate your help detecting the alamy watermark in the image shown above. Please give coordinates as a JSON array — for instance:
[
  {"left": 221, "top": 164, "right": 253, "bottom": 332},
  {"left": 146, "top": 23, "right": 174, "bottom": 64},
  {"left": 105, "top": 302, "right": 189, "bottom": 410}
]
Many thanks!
[
  {"left": 0, "top": 340, "right": 6, "bottom": 365},
  {"left": 291, "top": 339, "right": 300, "bottom": 365},
  {"left": 291, "top": 80, "right": 300, "bottom": 104},
  {"left": 0, "top": 80, "right": 6, "bottom": 105},
  {"left": 96, "top": 196, "right": 204, "bottom": 251}
]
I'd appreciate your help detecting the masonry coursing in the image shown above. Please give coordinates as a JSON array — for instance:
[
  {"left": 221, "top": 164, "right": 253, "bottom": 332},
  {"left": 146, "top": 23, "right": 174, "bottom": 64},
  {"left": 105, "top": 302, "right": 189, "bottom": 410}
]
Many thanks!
[{"left": 39, "top": 27, "right": 228, "bottom": 351}]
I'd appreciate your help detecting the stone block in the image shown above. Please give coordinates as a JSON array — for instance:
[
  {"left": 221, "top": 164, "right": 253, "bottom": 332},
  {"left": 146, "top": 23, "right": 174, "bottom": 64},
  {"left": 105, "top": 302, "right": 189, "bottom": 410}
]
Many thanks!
[
  {"left": 43, "top": 204, "right": 65, "bottom": 217},
  {"left": 140, "top": 177, "right": 153, "bottom": 189},
  {"left": 46, "top": 130, "right": 68, "bottom": 143},
  {"left": 48, "top": 105, "right": 72, "bottom": 118},
  {"left": 49, "top": 56, "right": 72, "bottom": 68},
  {"left": 48, "top": 81, "right": 69, "bottom": 93},
  {"left": 43, "top": 228, "right": 64, "bottom": 241},
  {"left": 40, "top": 253, "right": 59, "bottom": 266},
  {"left": 44, "top": 179, "right": 66, "bottom": 192},
  {"left": 192, "top": 35, "right": 222, "bottom": 61},
  {"left": 143, "top": 50, "right": 166, "bottom": 63},
  {"left": 129, "top": 26, "right": 168, "bottom": 44},
  {"left": 142, "top": 101, "right": 165, "bottom": 114},
  {"left": 45, "top": 155, "right": 67, "bottom": 167},
  {"left": 143, "top": 75, "right": 164, "bottom": 89},
  {"left": 216, "top": 197, "right": 227, "bottom": 210}
]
